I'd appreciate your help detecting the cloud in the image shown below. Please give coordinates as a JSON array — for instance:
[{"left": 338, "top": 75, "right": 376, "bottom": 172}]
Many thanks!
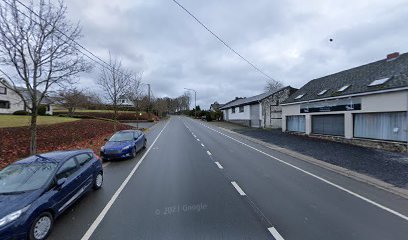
[{"left": 65, "top": 0, "right": 408, "bottom": 108}]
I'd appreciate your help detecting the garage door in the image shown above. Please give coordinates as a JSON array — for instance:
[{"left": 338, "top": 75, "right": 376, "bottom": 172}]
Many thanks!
[
  {"left": 286, "top": 115, "right": 305, "bottom": 132},
  {"left": 250, "top": 104, "right": 260, "bottom": 128},
  {"left": 312, "top": 114, "right": 344, "bottom": 136},
  {"left": 354, "top": 112, "right": 407, "bottom": 142}
]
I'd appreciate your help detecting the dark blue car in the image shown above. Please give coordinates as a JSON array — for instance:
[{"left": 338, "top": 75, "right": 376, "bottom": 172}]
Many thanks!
[
  {"left": 100, "top": 130, "right": 147, "bottom": 161},
  {"left": 0, "top": 150, "right": 103, "bottom": 240}
]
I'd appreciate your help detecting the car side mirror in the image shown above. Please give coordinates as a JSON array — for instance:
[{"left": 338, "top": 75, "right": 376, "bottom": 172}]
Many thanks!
[
  {"left": 134, "top": 137, "right": 138, "bottom": 140},
  {"left": 56, "top": 178, "right": 67, "bottom": 189},
  {"left": 104, "top": 138, "right": 108, "bottom": 141}
]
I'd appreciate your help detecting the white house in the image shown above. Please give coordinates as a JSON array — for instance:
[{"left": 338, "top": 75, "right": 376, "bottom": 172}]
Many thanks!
[
  {"left": 0, "top": 80, "right": 53, "bottom": 115},
  {"left": 221, "top": 86, "right": 296, "bottom": 128},
  {"left": 281, "top": 52, "right": 408, "bottom": 146}
]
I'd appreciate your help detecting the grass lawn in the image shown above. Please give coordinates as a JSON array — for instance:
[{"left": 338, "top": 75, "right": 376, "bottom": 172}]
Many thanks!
[
  {"left": 0, "top": 115, "right": 79, "bottom": 128},
  {"left": 53, "top": 109, "right": 144, "bottom": 114}
]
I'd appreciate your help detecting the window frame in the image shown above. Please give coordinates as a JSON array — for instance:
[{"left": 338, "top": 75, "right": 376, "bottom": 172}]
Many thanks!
[
  {"left": 239, "top": 106, "right": 244, "bottom": 113},
  {"left": 75, "top": 153, "right": 93, "bottom": 167},
  {"left": 0, "top": 87, "right": 6, "bottom": 95},
  {"left": 56, "top": 158, "right": 79, "bottom": 180},
  {"left": 231, "top": 107, "right": 236, "bottom": 114},
  {"left": 0, "top": 100, "right": 10, "bottom": 109}
]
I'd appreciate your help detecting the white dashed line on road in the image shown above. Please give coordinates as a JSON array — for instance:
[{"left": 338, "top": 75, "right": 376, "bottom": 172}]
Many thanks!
[
  {"left": 268, "top": 227, "right": 285, "bottom": 240},
  {"left": 197, "top": 138, "right": 200, "bottom": 141},
  {"left": 231, "top": 181, "right": 246, "bottom": 196},
  {"left": 214, "top": 162, "right": 224, "bottom": 169},
  {"left": 201, "top": 143, "right": 204, "bottom": 147},
  {"left": 206, "top": 150, "right": 212, "bottom": 156}
]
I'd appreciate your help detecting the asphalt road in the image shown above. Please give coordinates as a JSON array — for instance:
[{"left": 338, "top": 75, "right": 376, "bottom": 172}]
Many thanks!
[{"left": 49, "top": 116, "right": 408, "bottom": 240}]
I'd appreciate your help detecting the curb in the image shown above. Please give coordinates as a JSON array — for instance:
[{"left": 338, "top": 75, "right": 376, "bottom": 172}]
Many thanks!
[{"left": 216, "top": 126, "right": 408, "bottom": 200}]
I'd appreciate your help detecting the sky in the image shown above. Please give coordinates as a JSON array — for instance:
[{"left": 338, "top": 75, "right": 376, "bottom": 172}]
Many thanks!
[{"left": 65, "top": 0, "right": 408, "bottom": 109}]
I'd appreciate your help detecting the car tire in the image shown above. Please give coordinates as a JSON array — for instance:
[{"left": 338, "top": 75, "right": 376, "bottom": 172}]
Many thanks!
[
  {"left": 29, "top": 212, "right": 53, "bottom": 240},
  {"left": 131, "top": 147, "right": 137, "bottom": 158},
  {"left": 93, "top": 171, "right": 103, "bottom": 190},
  {"left": 143, "top": 139, "right": 147, "bottom": 149}
]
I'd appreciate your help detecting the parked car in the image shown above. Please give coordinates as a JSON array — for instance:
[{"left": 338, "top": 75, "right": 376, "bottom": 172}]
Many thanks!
[
  {"left": 100, "top": 130, "right": 147, "bottom": 161},
  {"left": 0, "top": 150, "right": 103, "bottom": 240}
]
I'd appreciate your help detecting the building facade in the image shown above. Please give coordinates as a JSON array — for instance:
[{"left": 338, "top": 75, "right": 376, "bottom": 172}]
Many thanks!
[
  {"left": 221, "top": 86, "right": 296, "bottom": 128},
  {"left": 281, "top": 52, "right": 408, "bottom": 148}
]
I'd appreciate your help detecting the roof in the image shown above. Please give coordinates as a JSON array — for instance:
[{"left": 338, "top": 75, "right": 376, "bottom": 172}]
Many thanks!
[
  {"left": 283, "top": 52, "right": 408, "bottom": 104},
  {"left": 220, "top": 86, "right": 292, "bottom": 110},
  {"left": 16, "top": 150, "right": 92, "bottom": 164}
]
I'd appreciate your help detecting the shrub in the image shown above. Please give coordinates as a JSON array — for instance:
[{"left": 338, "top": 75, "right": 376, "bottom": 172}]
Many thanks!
[
  {"left": 38, "top": 106, "right": 47, "bottom": 116},
  {"left": 13, "top": 110, "right": 29, "bottom": 115}
]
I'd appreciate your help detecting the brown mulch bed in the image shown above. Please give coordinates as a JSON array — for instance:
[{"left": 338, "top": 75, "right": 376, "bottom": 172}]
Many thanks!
[
  {"left": 54, "top": 111, "right": 160, "bottom": 121},
  {"left": 0, "top": 119, "right": 133, "bottom": 169}
]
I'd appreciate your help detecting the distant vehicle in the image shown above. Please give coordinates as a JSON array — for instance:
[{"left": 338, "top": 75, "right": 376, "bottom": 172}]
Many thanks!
[
  {"left": 0, "top": 150, "right": 103, "bottom": 240},
  {"left": 201, "top": 115, "right": 206, "bottom": 121},
  {"left": 100, "top": 130, "right": 147, "bottom": 161}
]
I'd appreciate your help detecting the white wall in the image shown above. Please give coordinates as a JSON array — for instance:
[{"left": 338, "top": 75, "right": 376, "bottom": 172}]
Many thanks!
[
  {"left": 227, "top": 105, "right": 251, "bottom": 120},
  {"left": 0, "top": 89, "right": 25, "bottom": 114},
  {"left": 282, "top": 90, "right": 408, "bottom": 139}
]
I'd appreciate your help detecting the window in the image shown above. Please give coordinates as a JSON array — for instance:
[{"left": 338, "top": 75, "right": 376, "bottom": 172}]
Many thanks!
[
  {"left": 0, "top": 101, "right": 10, "bottom": 109},
  {"left": 368, "top": 78, "right": 390, "bottom": 86},
  {"left": 56, "top": 158, "right": 78, "bottom": 180},
  {"left": 121, "top": 99, "right": 126, "bottom": 103},
  {"left": 239, "top": 106, "right": 244, "bottom": 112},
  {"left": 231, "top": 108, "right": 236, "bottom": 113},
  {"left": 318, "top": 89, "right": 328, "bottom": 95},
  {"left": 294, "top": 94, "right": 305, "bottom": 100},
  {"left": 0, "top": 87, "right": 6, "bottom": 95},
  {"left": 337, "top": 85, "right": 350, "bottom": 92},
  {"left": 76, "top": 153, "right": 92, "bottom": 167},
  {"left": 134, "top": 131, "right": 141, "bottom": 139}
]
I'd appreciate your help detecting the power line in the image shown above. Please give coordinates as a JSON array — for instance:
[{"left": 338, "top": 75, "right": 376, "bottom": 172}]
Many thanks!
[
  {"left": 171, "top": 0, "right": 276, "bottom": 82},
  {"left": 3, "top": 0, "right": 129, "bottom": 77}
]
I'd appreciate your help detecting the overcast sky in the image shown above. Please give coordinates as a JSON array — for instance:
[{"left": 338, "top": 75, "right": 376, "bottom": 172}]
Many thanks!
[{"left": 65, "top": 0, "right": 408, "bottom": 109}]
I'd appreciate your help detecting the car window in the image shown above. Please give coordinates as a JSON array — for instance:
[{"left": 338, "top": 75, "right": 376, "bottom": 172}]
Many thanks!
[
  {"left": 0, "top": 163, "right": 57, "bottom": 193},
  {"left": 76, "top": 153, "right": 92, "bottom": 167},
  {"left": 56, "top": 158, "right": 78, "bottom": 180},
  {"left": 134, "top": 131, "right": 141, "bottom": 138},
  {"left": 109, "top": 132, "right": 134, "bottom": 141}
]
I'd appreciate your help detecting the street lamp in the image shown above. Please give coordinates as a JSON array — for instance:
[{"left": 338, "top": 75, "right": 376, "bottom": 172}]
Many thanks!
[{"left": 184, "top": 88, "right": 197, "bottom": 118}]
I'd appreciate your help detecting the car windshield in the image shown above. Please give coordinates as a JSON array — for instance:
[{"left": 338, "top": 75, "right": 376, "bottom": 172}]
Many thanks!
[
  {"left": 109, "top": 132, "right": 134, "bottom": 142},
  {"left": 0, "top": 162, "right": 57, "bottom": 194}
]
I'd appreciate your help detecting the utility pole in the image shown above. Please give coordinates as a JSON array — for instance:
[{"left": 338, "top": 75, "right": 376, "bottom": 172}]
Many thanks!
[
  {"left": 184, "top": 88, "right": 197, "bottom": 118},
  {"left": 147, "top": 84, "right": 151, "bottom": 118}
]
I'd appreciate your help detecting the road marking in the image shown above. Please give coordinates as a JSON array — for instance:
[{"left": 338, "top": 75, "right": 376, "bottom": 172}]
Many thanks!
[
  {"left": 102, "top": 162, "right": 110, "bottom": 168},
  {"left": 231, "top": 181, "right": 246, "bottom": 196},
  {"left": 215, "top": 162, "right": 223, "bottom": 169},
  {"left": 268, "top": 227, "right": 285, "bottom": 240},
  {"left": 81, "top": 120, "right": 170, "bottom": 240},
  {"left": 201, "top": 143, "right": 205, "bottom": 147},
  {"left": 197, "top": 138, "right": 200, "bottom": 141},
  {"left": 206, "top": 150, "right": 212, "bottom": 156},
  {"left": 195, "top": 120, "right": 408, "bottom": 222}
]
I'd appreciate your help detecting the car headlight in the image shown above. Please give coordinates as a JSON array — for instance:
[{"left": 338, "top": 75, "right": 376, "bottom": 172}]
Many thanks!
[
  {"left": 122, "top": 145, "right": 131, "bottom": 151},
  {"left": 100, "top": 146, "right": 105, "bottom": 152},
  {"left": 0, "top": 205, "right": 30, "bottom": 227}
]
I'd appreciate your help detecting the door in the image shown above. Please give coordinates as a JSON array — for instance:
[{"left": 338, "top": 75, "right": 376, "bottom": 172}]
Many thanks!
[
  {"left": 134, "top": 131, "right": 143, "bottom": 151},
  {"left": 286, "top": 115, "right": 305, "bottom": 132},
  {"left": 312, "top": 114, "right": 345, "bottom": 136},
  {"left": 75, "top": 153, "right": 94, "bottom": 190},
  {"left": 250, "top": 104, "right": 260, "bottom": 128},
  {"left": 51, "top": 157, "right": 83, "bottom": 213}
]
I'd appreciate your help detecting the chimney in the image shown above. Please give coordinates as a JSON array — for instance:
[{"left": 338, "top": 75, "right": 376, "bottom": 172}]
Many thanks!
[{"left": 386, "top": 52, "right": 400, "bottom": 61}]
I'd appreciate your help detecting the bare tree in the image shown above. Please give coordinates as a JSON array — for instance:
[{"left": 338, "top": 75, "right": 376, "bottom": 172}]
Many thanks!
[
  {"left": 0, "top": 0, "right": 89, "bottom": 154},
  {"left": 55, "top": 87, "right": 88, "bottom": 117},
  {"left": 97, "top": 53, "right": 131, "bottom": 131},
  {"left": 264, "top": 80, "right": 284, "bottom": 92},
  {"left": 126, "top": 72, "right": 143, "bottom": 113}
]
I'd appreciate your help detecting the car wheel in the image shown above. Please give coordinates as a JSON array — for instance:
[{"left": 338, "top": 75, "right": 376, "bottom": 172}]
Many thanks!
[
  {"left": 131, "top": 147, "right": 137, "bottom": 158},
  {"left": 29, "top": 212, "right": 53, "bottom": 240},
  {"left": 143, "top": 139, "right": 147, "bottom": 149},
  {"left": 93, "top": 172, "right": 103, "bottom": 190}
]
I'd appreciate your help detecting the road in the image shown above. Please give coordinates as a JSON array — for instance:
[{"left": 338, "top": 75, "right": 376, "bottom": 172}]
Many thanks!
[{"left": 49, "top": 116, "right": 408, "bottom": 240}]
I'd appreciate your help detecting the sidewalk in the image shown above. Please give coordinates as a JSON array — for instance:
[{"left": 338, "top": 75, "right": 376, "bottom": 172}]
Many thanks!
[{"left": 209, "top": 121, "right": 408, "bottom": 189}]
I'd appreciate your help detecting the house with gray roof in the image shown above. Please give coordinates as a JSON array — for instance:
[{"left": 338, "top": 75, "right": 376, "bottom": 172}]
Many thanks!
[
  {"left": 220, "top": 86, "right": 297, "bottom": 128},
  {"left": 0, "top": 79, "right": 53, "bottom": 115},
  {"left": 281, "top": 52, "right": 408, "bottom": 147}
]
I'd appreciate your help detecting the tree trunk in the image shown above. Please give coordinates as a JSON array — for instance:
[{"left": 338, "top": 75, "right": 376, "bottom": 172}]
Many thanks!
[
  {"left": 113, "top": 105, "right": 118, "bottom": 132},
  {"left": 30, "top": 107, "right": 38, "bottom": 155}
]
